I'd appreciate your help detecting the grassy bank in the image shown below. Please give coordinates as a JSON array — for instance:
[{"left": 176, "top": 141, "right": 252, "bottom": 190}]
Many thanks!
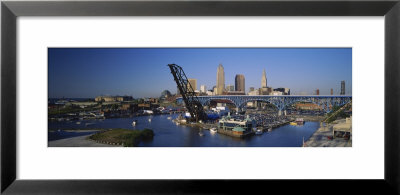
[{"left": 89, "top": 128, "right": 154, "bottom": 147}]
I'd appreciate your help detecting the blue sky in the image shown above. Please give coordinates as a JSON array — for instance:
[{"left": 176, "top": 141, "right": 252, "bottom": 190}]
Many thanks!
[{"left": 48, "top": 48, "right": 352, "bottom": 98}]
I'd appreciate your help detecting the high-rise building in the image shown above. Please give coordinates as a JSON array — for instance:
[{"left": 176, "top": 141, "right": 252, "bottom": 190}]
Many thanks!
[
  {"left": 341, "top": 81, "right": 345, "bottom": 95},
  {"left": 216, "top": 64, "right": 225, "bottom": 95},
  {"left": 261, "top": 68, "right": 267, "bottom": 88},
  {"left": 235, "top": 74, "right": 245, "bottom": 92},
  {"left": 331, "top": 88, "right": 333, "bottom": 95},
  {"left": 226, "top": 85, "right": 234, "bottom": 92},
  {"left": 187, "top": 78, "right": 197, "bottom": 91},
  {"left": 200, "top": 85, "right": 207, "bottom": 93},
  {"left": 316, "top": 89, "right": 320, "bottom": 95}
]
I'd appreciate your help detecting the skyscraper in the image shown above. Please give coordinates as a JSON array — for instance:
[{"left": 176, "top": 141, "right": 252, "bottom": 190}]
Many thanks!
[
  {"left": 316, "top": 89, "right": 320, "bottom": 95},
  {"left": 187, "top": 78, "right": 197, "bottom": 91},
  {"left": 235, "top": 74, "right": 245, "bottom": 92},
  {"left": 331, "top": 88, "right": 333, "bottom": 95},
  {"left": 226, "top": 85, "right": 234, "bottom": 92},
  {"left": 200, "top": 85, "right": 207, "bottom": 93},
  {"left": 341, "top": 81, "right": 345, "bottom": 95},
  {"left": 261, "top": 68, "right": 267, "bottom": 88},
  {"left": 216, "top": 64, "right": 225, "bottom": 95}
]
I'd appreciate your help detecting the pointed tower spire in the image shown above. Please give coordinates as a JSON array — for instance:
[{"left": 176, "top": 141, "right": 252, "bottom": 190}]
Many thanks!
[{"left": 261, "top": 68, "right": 267, "bottom": 88}]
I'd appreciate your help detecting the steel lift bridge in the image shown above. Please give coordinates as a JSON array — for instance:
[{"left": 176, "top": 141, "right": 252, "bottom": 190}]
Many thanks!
[{"left": 168, "top": 64, "right": 207, "bottom": 122}]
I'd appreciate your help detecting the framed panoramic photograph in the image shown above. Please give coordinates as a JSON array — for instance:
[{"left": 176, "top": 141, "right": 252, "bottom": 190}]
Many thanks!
[
  {"left": 48, "top": 48, "right": 352, "bottom": 147},
  {"left": 2, "top": 0, "right": 400, "bottom": 194}
]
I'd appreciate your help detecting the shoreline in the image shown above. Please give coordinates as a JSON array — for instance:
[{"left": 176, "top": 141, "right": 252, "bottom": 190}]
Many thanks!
[
  {"left": 48, "top": 134, "right": 121, "bottom": 147},
  {"left": 304, "top": 122, "right": 352, "bottom": 147}
]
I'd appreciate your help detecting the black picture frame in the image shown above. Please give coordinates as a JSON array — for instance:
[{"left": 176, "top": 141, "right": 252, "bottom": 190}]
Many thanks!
[{"left": 1, "top": 0, "right": 400, "bottom": 194}]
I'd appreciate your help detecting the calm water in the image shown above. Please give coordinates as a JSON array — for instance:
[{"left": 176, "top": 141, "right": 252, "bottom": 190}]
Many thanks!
[{"left": 49, "top": 114, "right": 320, "bottom": 147}]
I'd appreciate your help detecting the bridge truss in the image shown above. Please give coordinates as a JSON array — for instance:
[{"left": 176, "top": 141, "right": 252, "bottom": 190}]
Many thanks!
[
  {"left": 177, "top": 95, "right": 352, "bottom": 113},
  {"left": 168, "top": 64, "right": 207, "bottom": 122}
]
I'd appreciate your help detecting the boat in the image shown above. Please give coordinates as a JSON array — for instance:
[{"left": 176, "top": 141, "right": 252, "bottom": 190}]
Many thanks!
[
  {"left": 268, "top": 128, "right": 272, "bottom": 132},
  {"left": 295, "top": 118, "right": 304, "bottom": 125},
  {"left": 132, "top": 120, "right": 137, "bottom": 126},
  {"left": 148, "top": 118, "right": 152, "bottom": 122},
  {"left": 85, "top": 123, "right": 95, "bottom": 126},
  {"left": 255, "top": 129, "right": 263, "bottom": 135},
  {"left": 290, "top": 122, "right": 298, "bottom": 126},
  {"left": 76, "top": 121, "right": 81, "bottom": 125},
  {"left": 167, "top": 116, "right": 172, "bottom": 120},
  {"left": 199, "top": 130, "right": 205, "bottom": 136},
  {"left": 210, "top": 128, "right": 217, "bottom": 133}
]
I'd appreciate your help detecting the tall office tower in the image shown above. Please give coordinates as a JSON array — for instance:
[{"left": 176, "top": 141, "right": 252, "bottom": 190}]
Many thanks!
[
  {"left": 235, "top": 74, "right": 245, "bottom": 92},
  {"left": 261, "top": 68, "right": 267, "bottom": 88},
  {"left": 216, "top": 64, "right": 225, "bottom": 95},
  {"left": 316, "top": 89, "right": 320, "bottom": 95},
  {"left": 226, "top": 85, "right": 234, "bottom": 92},
  {"left": 200, "top": 85, "right": 207, "bottom": 93},
  {"left": 331, "top": 88, "right": 333, "bottom": 95},
  {"left": 341, "top": 81, "right": 345, "bottom": 95},
  {"left": 187, "top": 78, "right": 197, "bottom": 91}
]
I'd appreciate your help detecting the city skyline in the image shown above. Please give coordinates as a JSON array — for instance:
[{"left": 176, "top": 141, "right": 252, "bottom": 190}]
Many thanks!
[{"left": 49, "top": 48, "right": 352, "bottom": 98}]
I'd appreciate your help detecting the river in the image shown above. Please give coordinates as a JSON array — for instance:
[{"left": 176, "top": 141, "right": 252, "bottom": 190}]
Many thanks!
[{"left": 48, "top": 114, "right": 320, "bottom": 147}]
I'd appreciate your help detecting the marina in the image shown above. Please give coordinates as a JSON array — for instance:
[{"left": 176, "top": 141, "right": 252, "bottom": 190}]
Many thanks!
[{"left": 49, "top": 114, "right": 320, "bottom": 147}]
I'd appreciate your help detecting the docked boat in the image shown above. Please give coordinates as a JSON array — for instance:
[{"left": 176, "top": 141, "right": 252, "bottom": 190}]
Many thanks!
[
  {"left": 290, "top": 122, "right": 298, "bottom": 126},
  {"left": 268, "top": 128, "right": 272, "bottom": 132},
  {"left": 255, "top": 129, "right": 263, "bottom": 135},
  {"left": 199, "top": 130, "right": 205, "bottom": 136},
  {"left": 210, "top": 128, "right": 217, "bottom": 133},
  {"left": 295, "top": 118, "right": 304, "bottom": 125}
]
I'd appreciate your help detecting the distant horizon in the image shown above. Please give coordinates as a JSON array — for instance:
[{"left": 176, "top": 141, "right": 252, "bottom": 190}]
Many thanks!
[{"left": 49, "top": 48, "right": 352, "bottom": 98}]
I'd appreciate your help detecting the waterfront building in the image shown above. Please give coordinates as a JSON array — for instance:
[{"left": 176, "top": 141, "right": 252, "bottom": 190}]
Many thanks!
[
  {"left": 200, "top": 85, "right": 207, "bottom": 93},
  {"left": 261, "top": 68, "right": 267, "bottom": 88},
  {"left": 187, "top": 78, "right": 197, "bottom": 91},
  {"left": 295, "top": 103, "right": 322, "bottom": 110},
  {"left": 216, "top": 64, "right": 225, "bottom": 95},
  {"left": 95, "top": 96, "right": 133, "bottom": 102},
  {"left": 226, "top": 85, "right": 235, "bottom": 92},
  {"left": 235, "top": 74, "right": 245, "bottom": 93},
  {"left": 206, "top": 90, "right": 213, "bottom": 96},
  {"left": 218, "top": 114, "right": 256, "bottom": 136},
  {"left": 341, "top": 81, "right": 345, "bottom": 95},
  {"left": 316, "top": 89, "right": 320, "bottom": 95},
  {"left": 249, "top": 87, "right": 255, "bottom": 92}
]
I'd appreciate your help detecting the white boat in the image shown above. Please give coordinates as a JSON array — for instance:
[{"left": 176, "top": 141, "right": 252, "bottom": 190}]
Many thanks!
[
  {"left": 167, "top": 116, "right": 172, "bottom": 120},
  {"left": 148, "top": 118, "right": 152, "bottom": 122},
  {"left": 199, "top": 130, "right": 204, "bottom": 136},
  {"left": 132, "top": 120, "right": 137, "bottom": 126},
  {"left": 76, "top": 121, "right": 81, "bottom": 125},
  {"left": 268, "top": 128, "right": 272, "bottom": 132},
  {"left": 210, "top": 128, "right": 217, "bottom": 133},
  {"left": 255, "top": 129, "right": 263, "bottom": 135}
]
